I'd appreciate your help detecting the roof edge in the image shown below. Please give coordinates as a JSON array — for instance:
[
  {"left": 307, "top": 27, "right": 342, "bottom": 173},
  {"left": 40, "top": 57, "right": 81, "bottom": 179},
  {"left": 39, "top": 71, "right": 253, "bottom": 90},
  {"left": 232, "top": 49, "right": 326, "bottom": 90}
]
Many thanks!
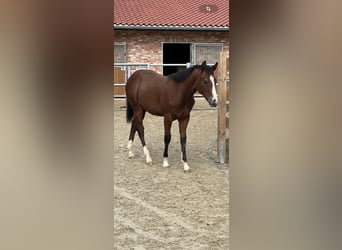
[{"left": 114, "top": 24, "right": 229, "bottom": 31}]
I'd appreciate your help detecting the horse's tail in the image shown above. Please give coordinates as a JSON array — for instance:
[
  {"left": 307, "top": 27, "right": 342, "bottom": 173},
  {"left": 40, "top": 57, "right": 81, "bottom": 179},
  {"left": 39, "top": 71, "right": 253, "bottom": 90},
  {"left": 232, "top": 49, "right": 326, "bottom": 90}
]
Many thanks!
[{"left": 126, "top": 100, "right": 134, "bottom": 123}]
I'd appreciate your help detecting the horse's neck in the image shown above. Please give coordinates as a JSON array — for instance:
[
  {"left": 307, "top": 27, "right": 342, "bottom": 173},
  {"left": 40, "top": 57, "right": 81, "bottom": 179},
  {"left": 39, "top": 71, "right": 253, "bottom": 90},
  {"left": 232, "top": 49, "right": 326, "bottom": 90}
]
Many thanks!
[{"left": 178, "top": 73, "right": 198, "bottom": 100}]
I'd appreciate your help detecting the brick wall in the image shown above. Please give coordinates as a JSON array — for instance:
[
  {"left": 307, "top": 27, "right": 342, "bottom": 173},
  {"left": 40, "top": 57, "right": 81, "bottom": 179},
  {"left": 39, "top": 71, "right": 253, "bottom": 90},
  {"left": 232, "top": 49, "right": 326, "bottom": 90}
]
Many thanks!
[{"left": 114, "top": 29, "right": 229, "bottom": 74}]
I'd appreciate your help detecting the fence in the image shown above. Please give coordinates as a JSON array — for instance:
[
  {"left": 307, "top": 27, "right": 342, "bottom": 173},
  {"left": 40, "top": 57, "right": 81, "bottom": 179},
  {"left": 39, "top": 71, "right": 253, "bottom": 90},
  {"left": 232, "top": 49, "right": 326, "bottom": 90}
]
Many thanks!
[
  {"left": 217, "top": 51, "right": 229, "bottom": 164},
  {"left": 113, "top": 63, "right": 215, "bottom": 98}
]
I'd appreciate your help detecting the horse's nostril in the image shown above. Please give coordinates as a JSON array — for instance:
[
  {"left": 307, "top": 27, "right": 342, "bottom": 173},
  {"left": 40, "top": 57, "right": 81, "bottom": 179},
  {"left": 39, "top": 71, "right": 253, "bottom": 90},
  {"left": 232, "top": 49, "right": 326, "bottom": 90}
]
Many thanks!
[{"left": 211, "top": 100, "right": 217, "bottom": 107}]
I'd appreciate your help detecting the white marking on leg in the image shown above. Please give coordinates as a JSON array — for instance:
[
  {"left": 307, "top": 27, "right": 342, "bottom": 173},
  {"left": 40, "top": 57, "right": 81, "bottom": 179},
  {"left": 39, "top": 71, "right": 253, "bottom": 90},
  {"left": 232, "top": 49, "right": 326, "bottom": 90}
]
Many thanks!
[
  {"left": 210, "top": 75, "right": 218, "bottom": 103},
  {"left": 183, "top": 162, "right": 190, "bottom": 172},
  {"left": 127, "top": 140, "right": 134, "bottom": 158},
  {"left": 162, "top": 157, "right": 170, "bottom": 167},
  {"left": 143, "top": 146, "right": 152, "bottom": 163},
  {"left": 181, "top": 152, "right": 184, "bottom": 163},
  {"left": 127, "top": 140, "right": 133, "bottom": 149}
]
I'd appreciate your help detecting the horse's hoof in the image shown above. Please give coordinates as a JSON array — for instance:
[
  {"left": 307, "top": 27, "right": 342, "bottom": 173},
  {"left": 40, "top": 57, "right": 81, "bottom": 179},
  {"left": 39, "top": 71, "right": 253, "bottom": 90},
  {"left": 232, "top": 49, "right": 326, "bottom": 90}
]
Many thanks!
[
  {"left": 184, "top": 169, "right": 191, "bottom": 173},
  {"left": 128, "top": 152, "right": 134, "bottom": 158},
  {"left": 146, "top": 156, "right": 152, "bottom": 163},
  {"left": 163, "top": 158, "right": 170, "bottom": 167},
  {"left": 183, "top": 162, "right": 190, "bottom": 172}
]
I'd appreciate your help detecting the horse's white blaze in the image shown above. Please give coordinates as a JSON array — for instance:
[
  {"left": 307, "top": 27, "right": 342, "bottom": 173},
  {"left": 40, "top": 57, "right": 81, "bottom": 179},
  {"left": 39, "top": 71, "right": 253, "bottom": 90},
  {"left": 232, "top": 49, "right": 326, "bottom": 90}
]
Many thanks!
[
  {"left": 183, "top": 162, "right": 190, "bottom": 171},
  {"left": 143, "top": 146, "right": 152, "bottom": 163},
  {"left": 210, "top": 75, "right": 218, "bottom": 103},
  {"left": 163, "top": 157, "right": 170, "bottom": 167},
  {"left": 127, "top": 140, "right": 134, "bottom": 158}
]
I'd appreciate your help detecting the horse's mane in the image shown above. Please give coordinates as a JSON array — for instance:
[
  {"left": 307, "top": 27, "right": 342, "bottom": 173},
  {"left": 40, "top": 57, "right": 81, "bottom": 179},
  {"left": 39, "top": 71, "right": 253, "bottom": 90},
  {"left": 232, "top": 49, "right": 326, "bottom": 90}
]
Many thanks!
[
  {"left": 167, "top": 65, "right": 200, "bottom": 83},
  {"left": 167, "top": 64, "right": 214, "bottom": 83}
]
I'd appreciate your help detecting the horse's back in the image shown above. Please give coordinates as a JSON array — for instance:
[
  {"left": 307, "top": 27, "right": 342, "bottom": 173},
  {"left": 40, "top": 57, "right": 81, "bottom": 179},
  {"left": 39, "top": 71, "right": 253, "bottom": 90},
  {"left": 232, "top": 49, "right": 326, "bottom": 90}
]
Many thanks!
[
  {"left": 125, "top": 70, "right": 166, "bottom": 115},
  {"left": 126, "top": 70, "right": 163, "bottom": 91},
  {"left": 127, "top": 69, "right": 162, "bottom": 81}
]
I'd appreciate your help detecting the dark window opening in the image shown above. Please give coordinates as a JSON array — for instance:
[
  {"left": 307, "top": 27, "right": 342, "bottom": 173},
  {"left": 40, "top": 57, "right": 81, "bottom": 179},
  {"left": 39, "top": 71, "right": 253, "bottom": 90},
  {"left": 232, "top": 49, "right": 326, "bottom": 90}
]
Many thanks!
[{"left": 163, "top": 43, "right": 191, "bottom": 76}]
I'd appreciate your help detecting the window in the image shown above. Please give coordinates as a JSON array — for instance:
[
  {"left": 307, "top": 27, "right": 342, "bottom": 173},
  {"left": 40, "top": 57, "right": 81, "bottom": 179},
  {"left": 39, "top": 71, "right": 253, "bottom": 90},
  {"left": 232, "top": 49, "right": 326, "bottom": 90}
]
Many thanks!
[
  {"left": 114, "top": 43, "right": 127, "bottom": 97},
  {"left": 114, "top": 43, "right": 126, "bottom": 63},
  {"left": 193, "top": 43, "right": 223, "bottom": 64},
  {"left": 163, "top": 43, "right": 191, "bottom": 75}
]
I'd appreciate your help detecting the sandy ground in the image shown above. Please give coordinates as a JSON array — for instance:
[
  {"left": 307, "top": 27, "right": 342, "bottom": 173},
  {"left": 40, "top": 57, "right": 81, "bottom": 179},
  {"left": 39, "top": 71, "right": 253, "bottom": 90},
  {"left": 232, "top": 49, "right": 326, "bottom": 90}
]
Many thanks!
[{"left": 114, "top": 98, "right": 229, "bottom": 249}]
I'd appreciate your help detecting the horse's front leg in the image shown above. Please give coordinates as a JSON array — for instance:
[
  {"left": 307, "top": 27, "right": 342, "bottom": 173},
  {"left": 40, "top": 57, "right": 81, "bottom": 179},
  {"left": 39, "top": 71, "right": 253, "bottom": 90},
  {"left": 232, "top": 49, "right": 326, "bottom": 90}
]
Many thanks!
[
  {"left": 178, "top": 116, "right": 190, "bottom": 172},
  {"left": 162, "top": 115, "right": 172, "bottom": 167}
]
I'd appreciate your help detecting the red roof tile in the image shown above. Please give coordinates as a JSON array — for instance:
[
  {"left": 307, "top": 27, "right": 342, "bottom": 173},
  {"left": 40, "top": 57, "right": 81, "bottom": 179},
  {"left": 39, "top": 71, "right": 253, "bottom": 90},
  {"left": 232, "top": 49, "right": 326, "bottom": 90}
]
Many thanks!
[{"left": 114, "top": 0, "right": 229, "bottom": 29}]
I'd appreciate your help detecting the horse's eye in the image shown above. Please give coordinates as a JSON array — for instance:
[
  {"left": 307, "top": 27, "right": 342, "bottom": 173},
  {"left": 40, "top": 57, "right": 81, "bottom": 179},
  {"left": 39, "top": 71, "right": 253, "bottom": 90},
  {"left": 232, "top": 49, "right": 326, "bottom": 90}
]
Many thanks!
[{"left": 204, "top": 79, "right": 208, "bottom": 84}]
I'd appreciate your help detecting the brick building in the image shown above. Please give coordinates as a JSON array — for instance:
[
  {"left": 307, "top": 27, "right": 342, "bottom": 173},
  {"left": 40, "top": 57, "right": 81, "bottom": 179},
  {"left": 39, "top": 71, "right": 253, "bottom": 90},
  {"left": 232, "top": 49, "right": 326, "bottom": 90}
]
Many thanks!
[{"left": 114, "top": 0, "right": 229, "bottom": 95}]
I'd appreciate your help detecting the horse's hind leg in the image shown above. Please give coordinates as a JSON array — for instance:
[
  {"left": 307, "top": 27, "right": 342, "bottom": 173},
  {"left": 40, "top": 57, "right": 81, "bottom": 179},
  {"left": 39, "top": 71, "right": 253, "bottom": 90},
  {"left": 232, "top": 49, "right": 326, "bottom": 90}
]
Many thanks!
[
  {"left": 135, "top": 109, "right": 152, "bottom": 163},
  {"left": 127, "top": 120, "right": 137, "bottom": 158}
]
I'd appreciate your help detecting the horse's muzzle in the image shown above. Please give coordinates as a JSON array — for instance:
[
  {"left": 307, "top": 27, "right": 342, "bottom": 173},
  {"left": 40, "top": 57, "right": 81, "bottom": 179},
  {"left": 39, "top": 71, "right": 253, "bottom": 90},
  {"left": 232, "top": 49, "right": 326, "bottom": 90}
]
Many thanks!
[{"left": 210, "top": 100, "right": 218, "bottom": 107}]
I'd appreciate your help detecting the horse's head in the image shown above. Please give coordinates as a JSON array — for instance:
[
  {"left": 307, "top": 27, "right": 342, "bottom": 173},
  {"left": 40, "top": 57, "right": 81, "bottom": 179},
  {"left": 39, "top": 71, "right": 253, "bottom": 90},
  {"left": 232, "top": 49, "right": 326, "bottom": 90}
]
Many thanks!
[{"left": 194, "top": 61, "right": 218, "bottom": 107}]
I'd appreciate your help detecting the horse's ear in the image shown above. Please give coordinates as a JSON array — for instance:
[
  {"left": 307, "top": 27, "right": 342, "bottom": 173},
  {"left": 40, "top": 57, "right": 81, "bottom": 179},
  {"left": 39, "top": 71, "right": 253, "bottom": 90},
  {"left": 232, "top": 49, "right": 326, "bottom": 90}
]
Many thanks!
[
  {"left": 213, "top": 62, "right": 218, "bottom": 71},
  {"left": 201, "top": 61, "right": 207, "bottom": 72}
]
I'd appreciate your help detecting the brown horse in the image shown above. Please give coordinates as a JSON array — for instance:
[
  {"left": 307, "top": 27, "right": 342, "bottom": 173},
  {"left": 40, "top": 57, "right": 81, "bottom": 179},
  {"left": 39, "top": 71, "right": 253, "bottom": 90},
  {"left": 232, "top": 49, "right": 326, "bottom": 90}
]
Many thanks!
[{"left": 125, "top": 61, "right": 218, "bottom": 172}]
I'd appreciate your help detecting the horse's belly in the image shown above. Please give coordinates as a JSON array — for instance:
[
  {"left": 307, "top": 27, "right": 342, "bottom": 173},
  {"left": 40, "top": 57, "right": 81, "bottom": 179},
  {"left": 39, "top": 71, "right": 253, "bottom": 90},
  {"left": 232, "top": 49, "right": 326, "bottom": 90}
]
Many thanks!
[
  {"left": 147, "top": 110, "right": 163, "bottom": 116},
  {"left": 142, "top": 103, "right": 163, "bottom": 116}
]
